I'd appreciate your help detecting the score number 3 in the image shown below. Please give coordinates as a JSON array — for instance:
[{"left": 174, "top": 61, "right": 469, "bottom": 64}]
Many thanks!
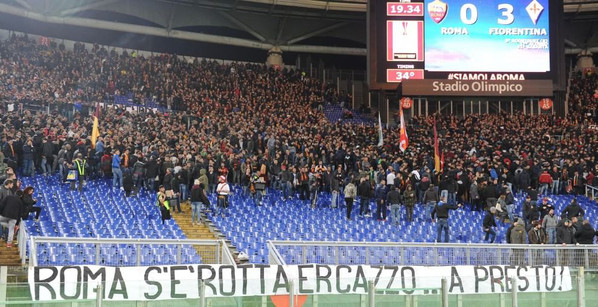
[{"left": 459, "top": 4, "right": 514, "bottom": 25}]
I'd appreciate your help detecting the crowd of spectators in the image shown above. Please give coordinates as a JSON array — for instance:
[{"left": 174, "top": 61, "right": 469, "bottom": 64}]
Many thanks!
[{"left": 1, "top": 34, "right": 598, "bottom": 246}]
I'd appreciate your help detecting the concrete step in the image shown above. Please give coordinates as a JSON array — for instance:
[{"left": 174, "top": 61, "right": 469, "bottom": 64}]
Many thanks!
[{"left": 0, "top": 245, "right": 21, "bottom": 266}]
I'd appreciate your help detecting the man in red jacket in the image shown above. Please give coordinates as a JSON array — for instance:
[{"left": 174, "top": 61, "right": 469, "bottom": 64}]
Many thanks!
[{"left": 538, "top": 170, "right": 553, "bottom": 196}]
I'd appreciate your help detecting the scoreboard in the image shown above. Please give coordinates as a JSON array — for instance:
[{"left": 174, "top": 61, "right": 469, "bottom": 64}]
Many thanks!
[{"left": 368, "top": 0, "right": 558, "bottom": 96}]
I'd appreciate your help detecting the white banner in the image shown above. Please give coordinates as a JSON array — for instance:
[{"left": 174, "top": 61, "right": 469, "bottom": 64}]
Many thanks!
[{"left": 29, "top": 264, "right": 572, "bottom": 301}]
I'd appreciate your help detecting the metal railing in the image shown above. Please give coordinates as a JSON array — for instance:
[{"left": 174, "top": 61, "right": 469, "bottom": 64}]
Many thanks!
[
  {"left": 267, "top": 240, "right": 285, "bottom": 265},
  {"left": 269, "top": 241, "right": 598, "bottom": 270},
  {"left": 17, "top": 220, "right": 28, "bottom": 266},
  {"left": 586, "top": 184, "right": 598, "bottom": 200},
  {"left": 28, "top": 236, "right": 234, "bottom": 267}
]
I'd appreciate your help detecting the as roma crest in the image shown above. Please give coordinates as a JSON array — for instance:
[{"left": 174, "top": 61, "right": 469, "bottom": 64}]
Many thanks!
[{"left": 428, "top": 0, "right": 448, "bottom": 24}]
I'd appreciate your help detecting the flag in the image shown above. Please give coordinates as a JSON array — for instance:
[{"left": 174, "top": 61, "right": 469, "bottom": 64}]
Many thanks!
[
  {"left": 377, "top": 113, "right": 383, "bottom": 147},
  {"left": 440, "top": 152, "right": 445, "bottom": 173},
  {"left": 399, "top": 105, "right": 408, "bottom": 152},
  {"left": 91, "top": 103, "right": 100, "bottom": 149},
  {"left": 434, "top": 118, "right": 441, "bottom": 172}
]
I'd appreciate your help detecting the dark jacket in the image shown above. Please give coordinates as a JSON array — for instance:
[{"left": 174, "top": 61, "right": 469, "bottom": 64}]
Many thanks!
[
  {"left": 0, "top": 195, "right": 23, "bottom": 220},
  {"left": 562, "top": 202, "right": 585, "bottom": 219},
  {"left": 431, "top": 202, "right": 459, "bottom": 219},
  {"left": 575, "top": 224, "right": 597, "bottom": 244},
  {"left": 523, "top": 201, "right": 539, "bottom": 221},
  {"left": 403, "top": 189, "right": 416, "bottom": 207},
  {"left": 357, "top": 180, "right": 371, "bottom": 198},
  {"left": 510, "top": 224, "right": 527, "bottom": 244},
  {"left": 557, "top": 222, "right": 577, "bottom": 244},
  {"left": 0, "top": 186, "right": 13, "bottom": 201},
  {"left": 145, "top": 159, "right": 159, "bottom": 179},
  {"left": 123, "top": 171, "right": 134, "bottom": 191},
  {"left": 375, "top": 185, "right": 388, "bottom": 201},
  {"left": 386, "top": 189, "right": 402, "bottom": 205},
  {"left": 163, "top": 173, "right": 173, "bottom": 190},
  {"left": 483, "top": 212, "right": 497, "bottom": 229},
  {"left": 21, "top": 194, "right": 36, "bottom": 219},
  {"left": 190, "top": 184, "right": 210, "bottom": 205},
  {"left": 423, "top": 187, "right": 438, "bottom": 203},
  {"left": 528, "top": 228, "right": 547, "bottom": 244},
  {"left": 22, "top": 144, "right": 34, "bottom": 160},
  {"left": 506, "top": 224, "right": 515, "bottom": 244}
]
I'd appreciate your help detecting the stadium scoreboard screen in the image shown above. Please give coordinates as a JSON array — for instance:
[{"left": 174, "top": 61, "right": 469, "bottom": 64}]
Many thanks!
[{"left": 368, "top": 0, "right": 557, "bottom": 96}]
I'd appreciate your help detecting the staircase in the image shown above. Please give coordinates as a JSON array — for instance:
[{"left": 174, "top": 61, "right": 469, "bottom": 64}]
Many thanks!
[
  {"left": 0, "top": 245, "right": 21, "bottom": 266},
  {"left": 171, "top": 203, "right": 239, "bottom": 264},
  {"left": 171, "top": 205, "right": 217, "bottom": 240}
]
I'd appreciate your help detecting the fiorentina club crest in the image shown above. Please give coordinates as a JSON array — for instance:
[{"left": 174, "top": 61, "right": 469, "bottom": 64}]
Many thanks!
[
  {"left": 428, "top": 0, "right": 448, "bottom": 24},
  {"left": 526, "top": 0, "right": 544, "bottom": 25}
]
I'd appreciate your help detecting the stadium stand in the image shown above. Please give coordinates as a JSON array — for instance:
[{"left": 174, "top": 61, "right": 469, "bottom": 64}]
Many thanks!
[{"left": 0, "top": 34, "right": 597, "bottom": 268}]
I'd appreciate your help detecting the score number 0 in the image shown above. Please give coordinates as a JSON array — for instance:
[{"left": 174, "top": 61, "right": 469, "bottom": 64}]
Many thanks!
[{"left": 459, "top": 4, "right": 515, "bottom": 25}]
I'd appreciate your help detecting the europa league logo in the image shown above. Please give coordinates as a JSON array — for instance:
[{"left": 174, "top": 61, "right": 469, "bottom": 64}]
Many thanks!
[{"left": 428, "top": 0, "right": 448, "bottom": 24}]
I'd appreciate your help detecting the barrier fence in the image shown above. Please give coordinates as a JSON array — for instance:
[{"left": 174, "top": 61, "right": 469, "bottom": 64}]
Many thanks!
[
  {"left": 268, "top": 241, "right": 598, "bottom": 269},
  {"left": 26, "top": 236, "right": 235, "bottom": 267},
  {"left": 586, "top": 184, "right": 598, "bottom": 200},
  {"left": 2, "top": 267, "right": 596, "bottom": 306}
]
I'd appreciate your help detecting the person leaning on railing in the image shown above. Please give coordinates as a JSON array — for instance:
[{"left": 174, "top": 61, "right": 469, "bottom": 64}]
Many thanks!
[
  {"left": 528, "top": 221, "right": 547, "bottom": 264},
  {"left": 574, "top": 220, "right": 598, "bottom": 244},
  {"left": 509, "top": 218, "right": 527, "bottom": 266}
]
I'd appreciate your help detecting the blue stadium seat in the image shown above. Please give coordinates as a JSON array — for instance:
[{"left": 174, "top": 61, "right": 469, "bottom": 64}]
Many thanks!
[{"left": 22, "top": 175, "right": 198, "bottom": 266}]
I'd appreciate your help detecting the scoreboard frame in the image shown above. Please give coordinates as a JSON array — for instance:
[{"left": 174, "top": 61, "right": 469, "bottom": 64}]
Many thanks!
[{"left": 367, "top": 0, "right": 564, "bottom": 94}]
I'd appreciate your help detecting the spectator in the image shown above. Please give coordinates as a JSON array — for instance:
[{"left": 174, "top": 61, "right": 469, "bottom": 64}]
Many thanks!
[
  {"left": 469, "top": 180, "right": 481, "bottom": 212},
  {"left": 423, "top": 184, "right": 438, "bottom": 223},
  {"left": 557, "top": 219, "right": 577, "bottom": 246},
  {"left": 483, "top": 207, "right": 497, "bottom": 243},
  {"left": 387, "top": 184, "right": 401, "bottom": 226},
  {"left": 538, "top": 169, "right": 552, "bottom": 195},
  {"left": 112, "top": 150, "right": 123, "bottom": 190},
  {"left": 575, "top": 220, "right": 598, "bottom": 244},
  {"left": 539, "top": 197, "right": 554, "bottom": 220},
  {"left": 343, "top": 179, "right": 357, "bottom": 220},
  {"left": 522, "top": 195, "right": 539, "bottom": 227},
  {"left": 156, "top": 185, "right": 170, "bottom": 224},
  {"left": 557, "top": 219, "right": 578, "bottom": 265},
  {"left": 190, "top": 180, "right": 209, "bottom": 225},
  {"left": 0, "top": 180, "right": 14, "bottom": 200},
  {"left": 21, "top": 186, "right": 42, "bottom": 221},
  {"left": 403, "top": 184, "right": 416, "bottom": 223},
  {"left": 561, "top": 199, "right": 585, "bottom": 220},
  {"left": 330, "top": 175, "right": 340, "bottom": 209},
  {"left": 528, "top": 221, "right": 547, "bottom": 244},
  {"left": 71, "top": 153, "right": 87, "bottom": 192},
  {"left": 510, "top": 218, "right": 527, "bottom": 266},
  {"left": 542, "top": 209, "right": 559, "bottom": 244},
  {"left": 528, "top": 220, "right": 547, "bottom": 264},
  {"left": 216, "top": 176, "right": 231, "bottom": 217},
  {"left": 431, "top": 197, "right": 461, "bottom": 243},
  {"left": 375, "top": 179, "right": 388, "bottom": 221},
  {"left": 122, "top": 169, "right": 134, "bottom": 197},
  {"left": 0, "top": 192, "right": 23, "bottom": 247},
  {"left": 504, "top": 188, "right": 515, "bottom": 223},
  {"left": 357, "top": 177, "right": 372, "bottom": 218}
]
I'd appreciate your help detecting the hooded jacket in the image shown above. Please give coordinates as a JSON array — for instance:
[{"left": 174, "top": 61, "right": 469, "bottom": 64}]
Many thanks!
[
  {"left": 510, "top": 223, "right": 527, "bottom": 244},
  {"left": 198, "top": 169, "right": 209, "bottom": 188},
  {"left": 542, "top": 213, "right": 559, "bottom": 229},
  {"left": 0, "top": 195, "right": 23, "bottom": 220},
  {"left": 575, "top": 223, "right": 597, "bottom": 244},
  {"left": 556, "top": 221, "right": 577, "bottom": 244}
]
